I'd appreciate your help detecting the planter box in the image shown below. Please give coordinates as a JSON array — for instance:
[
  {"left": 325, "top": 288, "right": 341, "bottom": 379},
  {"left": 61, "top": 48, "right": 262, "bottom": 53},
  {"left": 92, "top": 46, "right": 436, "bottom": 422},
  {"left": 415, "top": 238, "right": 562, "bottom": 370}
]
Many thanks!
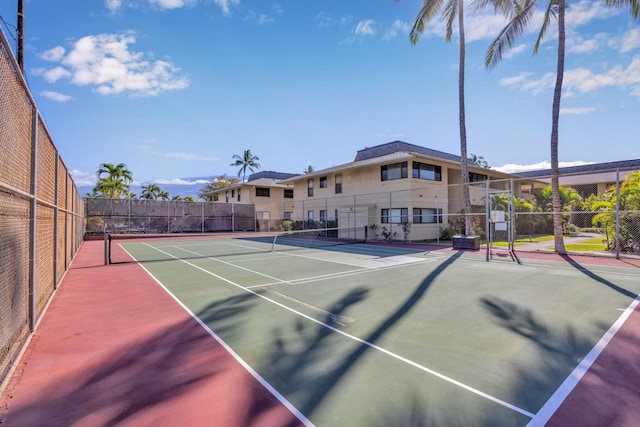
[{"left": 453, "top": 235, "right": 480, "bottom": 251}]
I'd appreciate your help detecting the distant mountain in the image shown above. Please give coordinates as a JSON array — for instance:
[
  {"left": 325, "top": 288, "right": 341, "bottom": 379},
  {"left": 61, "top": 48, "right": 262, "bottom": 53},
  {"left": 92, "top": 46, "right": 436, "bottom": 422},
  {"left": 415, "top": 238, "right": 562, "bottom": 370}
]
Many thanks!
[{"left": 78, "top": 176, "right": 213, "bottom": 199}]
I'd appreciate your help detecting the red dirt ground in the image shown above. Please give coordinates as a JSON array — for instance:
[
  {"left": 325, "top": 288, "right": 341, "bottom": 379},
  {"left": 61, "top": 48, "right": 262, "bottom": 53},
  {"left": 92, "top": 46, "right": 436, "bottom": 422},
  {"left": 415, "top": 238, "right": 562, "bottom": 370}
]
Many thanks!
[{"left": 1, "top": 241, "right": 638, "bottom": 426}]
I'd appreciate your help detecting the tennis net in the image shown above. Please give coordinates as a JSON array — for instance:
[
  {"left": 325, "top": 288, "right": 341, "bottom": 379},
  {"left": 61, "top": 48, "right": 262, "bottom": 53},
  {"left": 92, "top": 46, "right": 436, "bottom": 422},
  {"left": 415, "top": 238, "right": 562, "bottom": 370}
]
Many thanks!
[{"left": 104, "top": 225, "right": 368, "bottom": 265}]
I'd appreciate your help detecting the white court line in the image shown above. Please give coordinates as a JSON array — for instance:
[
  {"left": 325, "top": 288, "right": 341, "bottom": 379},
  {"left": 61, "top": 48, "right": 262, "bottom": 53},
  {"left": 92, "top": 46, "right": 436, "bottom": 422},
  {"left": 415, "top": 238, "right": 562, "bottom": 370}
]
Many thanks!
[
  {"left": 138, "top": 242, "right": 535, "bottom": 419},
  {"left": 120, "top": 245, "right": 314, "bottom": 427},
  {"left": 253, "top": 258, "right": 440, "bottom": 288},
  {"left": 526, "top": 295, "right": 640, "bottom": 426},
  {"left": 170, "top": 242, "right": 437, "bottom": 289}
]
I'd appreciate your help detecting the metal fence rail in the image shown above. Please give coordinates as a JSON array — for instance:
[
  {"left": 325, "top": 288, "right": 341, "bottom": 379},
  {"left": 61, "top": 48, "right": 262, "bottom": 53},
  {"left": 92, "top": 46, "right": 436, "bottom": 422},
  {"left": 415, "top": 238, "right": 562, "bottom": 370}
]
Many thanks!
[{"left": 0, "top": 28, "right": 84, "bottom": 392}]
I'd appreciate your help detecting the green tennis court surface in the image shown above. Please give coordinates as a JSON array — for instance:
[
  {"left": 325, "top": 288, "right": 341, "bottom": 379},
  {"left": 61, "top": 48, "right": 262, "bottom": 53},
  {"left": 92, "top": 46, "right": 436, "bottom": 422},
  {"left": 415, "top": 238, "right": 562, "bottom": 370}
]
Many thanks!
[{"left": 118, "top": 235, "right": 640, "bottom": 426}]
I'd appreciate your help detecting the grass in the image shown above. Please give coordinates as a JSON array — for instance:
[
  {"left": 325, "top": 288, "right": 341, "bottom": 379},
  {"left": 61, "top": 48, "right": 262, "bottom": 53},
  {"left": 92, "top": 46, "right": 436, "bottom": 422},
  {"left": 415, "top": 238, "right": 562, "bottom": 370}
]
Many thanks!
[
  {"left": 564, "top": 237, "right": 608, "bottom": 252},
  {"left": 491, "top": 235, "right": 554, "bottom": 247}
]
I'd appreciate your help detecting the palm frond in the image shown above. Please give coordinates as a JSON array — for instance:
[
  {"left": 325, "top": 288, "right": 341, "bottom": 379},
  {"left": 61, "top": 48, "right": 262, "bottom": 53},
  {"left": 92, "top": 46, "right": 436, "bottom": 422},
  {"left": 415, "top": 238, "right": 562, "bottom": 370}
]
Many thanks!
[
  {"left": 442, "top": 0, "right": 459, "bottom": 43},
  {"left": 534, "top": 0, "right": 558, "bottom": 54},
  {"left": 605, "top": 0, "right": 640, "bottom": 19},
  {"left": 409, "top": 0, "right": 446, "bottom": 44},
  {"left": 485, "top": 0, "right": 538, "bottom": 68}
]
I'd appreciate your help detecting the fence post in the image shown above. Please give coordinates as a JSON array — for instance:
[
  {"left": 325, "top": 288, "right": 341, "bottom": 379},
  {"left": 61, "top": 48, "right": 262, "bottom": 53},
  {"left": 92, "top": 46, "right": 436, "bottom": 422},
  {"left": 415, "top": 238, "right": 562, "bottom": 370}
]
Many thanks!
[
  {"left": 485, "top": 179, "right": 490, "bottom": 260},
  {"left": 615, "top": 169, "right": 620, "bottom": 260},
  {"left": 53, "top": 151, "right": 59, "bottom": 288},
  {"left": 28, "top": 107, "right": 38, "bottom": 331}
]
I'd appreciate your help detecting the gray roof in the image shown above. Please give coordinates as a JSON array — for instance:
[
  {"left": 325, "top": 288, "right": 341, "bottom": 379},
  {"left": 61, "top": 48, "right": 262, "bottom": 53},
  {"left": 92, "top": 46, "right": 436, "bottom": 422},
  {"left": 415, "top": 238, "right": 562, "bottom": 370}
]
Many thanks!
[
  {"left": 354, "top": 140, "right": 462, "bottom": 163},
  {"left": 516, "top": 159, "right": 640, "bottom": 178},
  {"left": 248, "top": 171, "right": 297, "bottom": 181}
]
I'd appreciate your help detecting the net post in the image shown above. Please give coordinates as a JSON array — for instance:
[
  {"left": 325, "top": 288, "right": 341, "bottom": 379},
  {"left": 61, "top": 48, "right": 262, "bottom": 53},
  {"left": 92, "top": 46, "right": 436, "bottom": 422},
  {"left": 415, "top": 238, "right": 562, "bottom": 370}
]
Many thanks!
[
  {"left": 104, "top": 232, "right": 111, "bottom": 265},
  {"left": 364, "top": 225, "right": 368, "bottom": 243}
]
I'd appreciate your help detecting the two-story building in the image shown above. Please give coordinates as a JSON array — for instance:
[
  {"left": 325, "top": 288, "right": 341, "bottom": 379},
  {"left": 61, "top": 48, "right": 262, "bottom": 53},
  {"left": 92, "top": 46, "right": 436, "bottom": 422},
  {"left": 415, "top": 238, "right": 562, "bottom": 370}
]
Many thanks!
[
  {"left": 279, "top": 141, "right": 521, "bottom": 241},
  {"left": 207, "top": 171, "right": 296, "bottom": 231}
]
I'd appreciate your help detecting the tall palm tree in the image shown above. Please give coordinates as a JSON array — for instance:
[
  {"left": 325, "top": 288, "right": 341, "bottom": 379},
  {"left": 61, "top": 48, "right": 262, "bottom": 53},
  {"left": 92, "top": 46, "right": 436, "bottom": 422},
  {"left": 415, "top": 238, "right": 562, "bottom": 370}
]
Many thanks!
[
  {"left": 231, "top": 149, "right": 261, "bottom": 182},
  {"left": 397, "top": 0, "right": 502, "bottom": 235},
  {"left": 141, "top": 183, "right": 162, "bottom": 200},
  {"left": 96, "top": 162, "right": 133, "bottom": 199},
  {"left": 484, "top": 0, "right": 638, "bottom": 253}
]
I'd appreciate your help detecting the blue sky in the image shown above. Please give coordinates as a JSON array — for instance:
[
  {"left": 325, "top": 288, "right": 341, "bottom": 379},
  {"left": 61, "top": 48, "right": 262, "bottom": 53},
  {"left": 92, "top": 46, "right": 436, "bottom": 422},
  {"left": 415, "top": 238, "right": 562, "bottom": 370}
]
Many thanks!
[{"left": 1, "top": 0, "right": 639, "bottom": 191}]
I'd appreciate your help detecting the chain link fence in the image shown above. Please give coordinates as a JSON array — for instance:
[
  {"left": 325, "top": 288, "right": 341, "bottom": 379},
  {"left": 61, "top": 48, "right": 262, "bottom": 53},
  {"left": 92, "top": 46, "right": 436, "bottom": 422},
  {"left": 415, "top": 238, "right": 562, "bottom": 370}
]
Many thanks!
[
  {"left": 84, "top": 198, "right": 256, "bottom": 234},
  {"left": 1, "top": 29, "right": 84, "bottom": 391},
  {"left": 262, "top": 175, "right": 640, "bottom": 259}
]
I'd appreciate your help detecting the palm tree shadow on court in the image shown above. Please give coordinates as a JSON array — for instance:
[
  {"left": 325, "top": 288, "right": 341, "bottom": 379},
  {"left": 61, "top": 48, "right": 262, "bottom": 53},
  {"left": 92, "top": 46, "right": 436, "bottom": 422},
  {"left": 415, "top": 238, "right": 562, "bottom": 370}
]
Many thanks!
[
  {"left": 1, "top": 292, "right": 294, "bottom": 427},
  {"left": 257, "top": 252, "right": 464, "bottom": 421},
  {"left": 367, "top": 296, "right": 639, "bottom": 426}
]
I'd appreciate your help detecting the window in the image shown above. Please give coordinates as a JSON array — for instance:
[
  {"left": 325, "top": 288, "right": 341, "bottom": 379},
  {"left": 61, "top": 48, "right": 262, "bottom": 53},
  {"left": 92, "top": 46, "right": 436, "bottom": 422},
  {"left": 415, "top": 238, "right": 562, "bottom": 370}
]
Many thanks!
[
  {"left": 381, "top": 208, "right": 409, "bottom": 224},
  {"left": 413, "top": 162, "right": 441, "bottom": 181},
  {"left": 335, "top": 174, "right": 342, "bottom": 194},
  {"left": 237, "top": 190, "right": 241, "bottom": 202},
  {"left": 307, "top": 210, "right": 314, "bottom": 221},
  {"left": 284, "top": 212, "right": 292, "bottom": 220},
  {"left": 308, "top": 179, "right": 314, "bottom": 197},
  {"left": 381, "top": 162, "right": 408, "bottom": 181},
  {"left": 320, "top": 176, "right": 327, "bottom": 188},
  {"left": 469, "top": 172, "right": 488, "bottom": 183},
  {"left": 320, "top": 209, "right": 327, "bottom": 222},
  {"left": 284, "top": 189, "right": 293, "bottom": 198},
  {"left": 256, "top": 187, "right": 270, "bottom": 197},
  {"left": 413, "top": 208, "right": 443, "bottom": 224},
  {"left": 231, "top": 189, "right": 235, "bottom": 198},
  {"left": 213, "top": 194, "right": 219, "bottom": 201},
  {"left": 225, "top": 191, "right": 229, "bottom": 203}
]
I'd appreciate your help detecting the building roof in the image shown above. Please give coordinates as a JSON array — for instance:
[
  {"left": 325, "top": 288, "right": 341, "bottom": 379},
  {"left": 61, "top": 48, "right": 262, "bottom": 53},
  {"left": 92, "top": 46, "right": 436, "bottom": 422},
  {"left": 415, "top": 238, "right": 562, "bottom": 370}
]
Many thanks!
[
  {"left": 248, "top": 171, "right": 297, "bottom": 181},
  {"left": 354, "top": 140, "right": 462, "bottom": 163},
  {"left": 279, "top": 140, "right": 514, "bottom": 184},
  {"left": 516, "top": 159, "right": 640, "bottom": 178}
]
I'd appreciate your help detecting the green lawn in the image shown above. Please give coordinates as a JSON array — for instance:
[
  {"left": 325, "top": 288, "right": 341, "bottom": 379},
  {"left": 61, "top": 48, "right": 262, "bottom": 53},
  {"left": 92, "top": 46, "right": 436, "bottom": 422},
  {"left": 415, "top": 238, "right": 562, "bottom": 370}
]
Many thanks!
[{"left": 564, "top": 237, "right": 608, "bottom": 252}]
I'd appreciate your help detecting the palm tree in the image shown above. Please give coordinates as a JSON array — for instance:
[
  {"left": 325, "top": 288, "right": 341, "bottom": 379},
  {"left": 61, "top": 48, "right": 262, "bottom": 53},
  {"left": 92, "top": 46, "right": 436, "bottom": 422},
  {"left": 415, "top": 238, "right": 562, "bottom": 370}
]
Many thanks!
[
  {"left": 483, "top": 0, "right": 638, "bottom": 253},
  {"left": 397, "top": 0, "right": 500, "bottom": 235},
  {"left": 303, "top": 165, "right": 315, "bottom": 174},
  {"left": 141, "top": 183, "right": 162, "bottom": 200},
  {"left": 470, "top": 153, "right": 489, "bottom": 169},
  {"left": 95, "top": 163, "right": 133, "bottom": 199},
  {"left": 231, "top": 149, "right": 261, "bottom": 182},
  {"left": 482, "top": 0, "right": 567, "bottom": 252}
]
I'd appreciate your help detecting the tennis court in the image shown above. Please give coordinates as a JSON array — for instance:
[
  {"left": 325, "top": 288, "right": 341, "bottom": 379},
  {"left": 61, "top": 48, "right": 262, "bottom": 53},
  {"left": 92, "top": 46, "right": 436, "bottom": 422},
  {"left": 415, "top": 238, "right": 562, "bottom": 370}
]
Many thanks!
[{"left": 107, "top": 231, "right": 640, "bottom": 426}]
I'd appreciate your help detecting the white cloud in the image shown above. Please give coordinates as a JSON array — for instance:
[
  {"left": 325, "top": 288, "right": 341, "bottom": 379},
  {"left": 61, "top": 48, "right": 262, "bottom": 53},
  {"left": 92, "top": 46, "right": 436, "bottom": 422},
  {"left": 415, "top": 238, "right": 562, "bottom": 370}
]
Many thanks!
[
  {"left": 503, "top": 44, "right": 528, "bottom": 60},
  {"left": 153, "top": 178, "right": 210, "bottom": 185},
  {"left": 621, "top": 28, "right": 640, "bottom": 53},
  {"left": 500, "top": 72, "right": 532, "bottom": 87},
  {"left": 568, "top": 33, "right": 608, "bottom": 54},
  {"left": 71, "top": 169, "right": 97, "bottom": 186},
  {"left": 560, "top": 106, "right": 596, "bottom": 114},
  {"left": 316, "top": 12, "right": 352, "bottom": 29},
  {"left": 38, "top": 46, "right": 65, "bottom": 62},
  {"left": 495, "top": 160, "right": 594, "bottom": 174},
  {"left": 149, "top": 0, "right": 196, "bottom": 10},
  {"left": 257, "top": 14, "right": 274, "bottom": 25},
  {"left": 40, "top": 91, "right": 72, "bottom": 102},
  {"left": 212, "top": 0, "right": 239, "bottom": 15},
  {"left": 33, "top": 66, "right": 73, "bottom": 83},
  {"left": 355, "top": 20, "right": 376, "bottom": 36},
  {"left": 383, "top": 20, "right": 410, "bottom": 41},
  {"left": 38, "top": 33, "right": 189, "bottom": 97},
  {"left": 566, "top": 0, "right": 619, "bottom": 27},
  {"left": 105, "top": 0, "right": 122, "bottom": 12},
  {"left": 464, "top": 13, "right": 510, "bottom": 43}
]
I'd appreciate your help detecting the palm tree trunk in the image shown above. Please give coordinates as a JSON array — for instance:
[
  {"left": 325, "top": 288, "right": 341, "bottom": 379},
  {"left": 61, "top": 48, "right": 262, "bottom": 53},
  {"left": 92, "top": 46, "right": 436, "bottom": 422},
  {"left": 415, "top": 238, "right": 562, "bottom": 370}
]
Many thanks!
[
  {"left": 551, "top": 0, "right": 567, "bottom": 254},
  {"left": 458, "top": 2, "right": 473, "bottom": 236}
]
